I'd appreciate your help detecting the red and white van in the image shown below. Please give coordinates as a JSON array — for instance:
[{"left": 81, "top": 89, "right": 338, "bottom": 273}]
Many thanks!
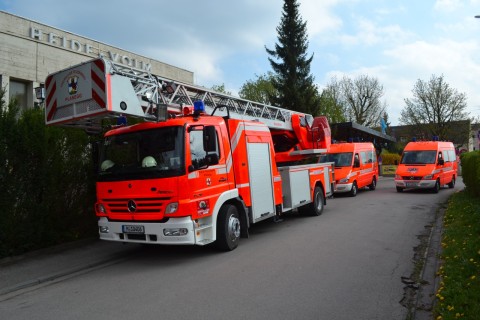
[
  {"left": 319, "top": 142, "right": 378, "bottom": 196},
  {"left": 394, "top": 141, "right": 457, "bottom": 193}
]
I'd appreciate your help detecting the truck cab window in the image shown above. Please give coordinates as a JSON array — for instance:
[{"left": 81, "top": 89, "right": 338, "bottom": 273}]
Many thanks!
[{"left": 189, "top": 127, "right": 220, "bottom": 170}]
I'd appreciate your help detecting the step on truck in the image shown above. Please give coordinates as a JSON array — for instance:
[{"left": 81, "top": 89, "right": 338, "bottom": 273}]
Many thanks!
[{"left": 45, "top": 58, "right": 335, "bottom": 251}]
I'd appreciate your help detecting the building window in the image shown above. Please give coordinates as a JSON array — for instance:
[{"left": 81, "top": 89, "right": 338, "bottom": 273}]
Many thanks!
[{"left": 9, "top": 79, "right": 28, "bottom": 111}]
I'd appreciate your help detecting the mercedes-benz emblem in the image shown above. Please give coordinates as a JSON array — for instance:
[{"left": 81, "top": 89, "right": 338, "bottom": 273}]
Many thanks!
[{"left": 127, "top": 200, "right": 137, "bottom": 213}]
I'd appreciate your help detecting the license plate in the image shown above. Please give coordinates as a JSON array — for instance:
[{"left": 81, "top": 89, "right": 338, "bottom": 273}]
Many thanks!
[
  {"left": 406, "top": 182, "right": 417, "bottom": 188},
  {"left": 122, "top": 225, "right": 145, "bottom": 234}
]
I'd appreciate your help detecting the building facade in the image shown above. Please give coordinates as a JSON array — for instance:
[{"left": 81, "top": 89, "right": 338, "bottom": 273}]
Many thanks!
[
  {"left": 0, "top": 11, "right": 193, "bottom": 112},
  {"left": 389, "top": 120, "right": 477, "bottom": 152}
]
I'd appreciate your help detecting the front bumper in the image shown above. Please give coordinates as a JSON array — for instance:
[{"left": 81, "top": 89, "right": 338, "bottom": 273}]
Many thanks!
[
  {"left": 395, "top": 179, "right": 436, "bottom": 189},
  {"left": 334, "top": 182, "right": 353, "bottom": 193},
  {"left": 98, "top": 216, "right": 197, "bottom": 245}
]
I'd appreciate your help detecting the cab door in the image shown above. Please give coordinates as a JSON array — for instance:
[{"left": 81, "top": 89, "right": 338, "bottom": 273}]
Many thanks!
[{"left": 187, "top": 125, "right": 230, "bottom": 218}]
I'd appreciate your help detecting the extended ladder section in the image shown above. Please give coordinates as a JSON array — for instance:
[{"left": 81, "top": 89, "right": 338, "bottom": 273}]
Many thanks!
[
  {"left": 46, "top": 58, "right": 303, "bottom": 132},
  {"left": 45, "top": 58, "right": 330, "bottom": 152}
]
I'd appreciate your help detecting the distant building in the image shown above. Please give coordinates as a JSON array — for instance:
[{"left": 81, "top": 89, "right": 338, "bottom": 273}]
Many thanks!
[
  {"left": 0, "top": 11, "right": 193, "bottom": 112},
  {"left": 389, "top": 120, "right": 474, "bottom": 152},
  {"left": 330, "top": 121, "right": 396, "bottom": 153},
  {"left": 471, "top": 123, "right": 480, "bottom": 151}
]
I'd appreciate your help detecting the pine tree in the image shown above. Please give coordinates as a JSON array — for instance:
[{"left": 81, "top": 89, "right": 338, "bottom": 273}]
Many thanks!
[{"left": 266, "top": 0, "right": 318, "bottom": 115}]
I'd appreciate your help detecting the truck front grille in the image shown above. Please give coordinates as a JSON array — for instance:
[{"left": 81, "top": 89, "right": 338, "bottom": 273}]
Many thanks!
[
  {"left": 103, "top": 197, "right": 170, "bottom": 214},
  {"left": 402, "top": 176, "right": 422, "bottom": 181}
]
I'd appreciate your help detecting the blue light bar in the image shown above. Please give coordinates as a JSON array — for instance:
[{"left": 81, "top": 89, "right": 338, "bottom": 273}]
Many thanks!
[{"left": 193, "top": 101, "right": 205, "bottom": 113}]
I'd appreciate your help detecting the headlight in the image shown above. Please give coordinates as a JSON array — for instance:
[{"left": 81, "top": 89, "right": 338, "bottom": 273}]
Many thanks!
[
  {"left": 339, "top": 178, "right": 349, "bottom": 183},
  {"left": 424, "top": 174, "right": 433, "bottom": 179},
  {"left": 165, "top": 202, "right": 179, "bottom": 214},
  {"left": 95, "top": 203, "right": 106, "bottom": 214},
  {"left": 163, "top": 228, "right": 188, "bottom": 236}
]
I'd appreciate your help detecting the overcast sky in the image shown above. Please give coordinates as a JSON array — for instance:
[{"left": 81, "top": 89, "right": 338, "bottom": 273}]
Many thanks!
[{"left": 2, "top": 0, "right": 480, "bottom": 125}]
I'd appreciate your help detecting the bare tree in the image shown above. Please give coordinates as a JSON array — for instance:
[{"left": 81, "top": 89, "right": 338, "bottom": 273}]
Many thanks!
[
  {"left": 340, "top": 75, "right": 386, "bottom": 127},
  {"left": 327, "top": 75, "right": 387, "bottom": 127},
  {"left": 400, "top": 74, "right": 470, "bottom": 141},
  {"left": 319, "top": 77, "right": 347, "bottom": 123}
]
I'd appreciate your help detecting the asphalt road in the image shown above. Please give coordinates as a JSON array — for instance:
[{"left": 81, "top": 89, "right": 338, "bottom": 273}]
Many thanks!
[{"left": 0, "top": 177, "right": 463, "bottom": 320}]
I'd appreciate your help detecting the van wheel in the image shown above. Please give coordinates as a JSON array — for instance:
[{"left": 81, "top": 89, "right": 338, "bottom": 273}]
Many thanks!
[
  {"left": 448, "top": 177, "right": 455, "bottom": 189},
  {"left": 216, "top": 204, "right": 240, "bottom": 251},
  {"left": 349, "top": 182, "right": 358, "bottom": 197},
  {"left": 396, "top": 186, "right": 404, "bottom": 193},
  {"left": 432, "top": 180, "right": 440, "bottom": 193},
  {"left": 369, "top": 177, "right": 377, "bottom": 190}
]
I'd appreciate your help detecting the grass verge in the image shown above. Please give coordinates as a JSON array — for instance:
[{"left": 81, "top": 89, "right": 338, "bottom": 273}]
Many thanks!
[{"left": 434, "top": 191, "right": 480, "bottom": 320}]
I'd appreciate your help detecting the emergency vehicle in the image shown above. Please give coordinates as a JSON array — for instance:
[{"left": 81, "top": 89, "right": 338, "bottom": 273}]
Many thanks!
[
  {"left": 318, "top": 142, "right": 378, "bottom": 196},
  {"left": 394, "top": 140, "right": 457, "bottom": 193},
  {"left": 45, "top": 58, "right": 335, "bottom": 251}
]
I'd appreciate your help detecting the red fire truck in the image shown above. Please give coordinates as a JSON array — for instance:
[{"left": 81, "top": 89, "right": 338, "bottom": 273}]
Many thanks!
[{"left": 45, "top": 58, "right": 334, "bottom": 251}]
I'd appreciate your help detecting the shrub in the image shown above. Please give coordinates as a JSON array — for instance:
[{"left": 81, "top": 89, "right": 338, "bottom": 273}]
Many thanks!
[
  {"left": 460, "top": 151, "right": 480, "bottom": 197},
  {"left": 0, "top": 89, "right": 97, "bottom": 258},
  {"left": 380, "top": 152, "right": 401, "bottom": 165}
]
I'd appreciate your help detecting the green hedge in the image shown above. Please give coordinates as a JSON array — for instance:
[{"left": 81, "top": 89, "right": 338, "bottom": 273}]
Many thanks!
[
  {"left": 0, "top": 89, "right": 97, "bottom": 258},
  {"left": 460, "top": 151, "right": 480, "bottom": 197},
  {"left": 380, "top": 152, "right": 401, "bottom": 165}
]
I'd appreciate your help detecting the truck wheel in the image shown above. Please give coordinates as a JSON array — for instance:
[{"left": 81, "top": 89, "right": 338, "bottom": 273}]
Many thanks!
[
  {"left": 308, "top": 186, "right": 324, "bottom": 216},
  {"left": 432, "top": 180, "right": 440, "bottom": 193},
  {"left": 216, "top": 204, "right": 240, "bottom": 251},
  {"left": 349, "top": 182, "right": 358, "bottom": 197},
  {"left": 369, "top": 177, "right": 377, "bottom": 190},
  {"left": 448, "top": 177, "right": 455, "bottom": 188}
]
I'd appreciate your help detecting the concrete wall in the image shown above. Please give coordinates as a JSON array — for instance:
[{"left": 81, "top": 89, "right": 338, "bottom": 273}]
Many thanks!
[{"left": 0, "top": 11, "right": 194, "bottom": 107}]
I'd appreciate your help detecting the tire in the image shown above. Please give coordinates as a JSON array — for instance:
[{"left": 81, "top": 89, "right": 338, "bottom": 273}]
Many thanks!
[
  {"left": 432, "top": 180, "right": 440, "bottom": 193},
  {"left": 216, "top": 204, "right": 241, "bottom": 251},
  {"left": 369, "top": 177, "right": 377, "bottom": 191},
  {"left": 448, "top": 176, "right": 455, "bottom": 189},
  {"left": 349, "top": 182, "right": 358, "bottom": 197},
  {"left": 396, "top": 186, "right": 404, "bottom": 193},
  {"left": 301, "top": 186, "right": 324, "bottom": 216}
]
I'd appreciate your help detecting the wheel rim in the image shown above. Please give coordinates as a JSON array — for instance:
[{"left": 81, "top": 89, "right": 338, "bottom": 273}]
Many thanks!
[{"left": 228, "top": 215, "right": 241, "bottom": 242}]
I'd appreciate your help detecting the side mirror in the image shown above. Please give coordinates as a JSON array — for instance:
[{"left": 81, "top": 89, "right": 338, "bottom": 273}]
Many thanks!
[
  {"left": 203, "top": 126, "right": 217, "bottom": 152},
  {"left": 438, "top": 158, "right": 444, "bottom": 166}
]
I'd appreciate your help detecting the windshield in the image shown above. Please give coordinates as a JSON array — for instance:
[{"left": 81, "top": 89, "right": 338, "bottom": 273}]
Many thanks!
[
  {"left": 97, "top": 126, "right": 185, "bottom": 181},
  {"left": 319, "top": 152, "right": 353, "bottom": 167},
  {"left": 400, "top": 150, "right": 436, "bottom": 165}
]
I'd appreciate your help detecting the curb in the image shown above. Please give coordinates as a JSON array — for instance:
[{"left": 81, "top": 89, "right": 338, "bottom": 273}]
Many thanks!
[{"left": 0, "top": 254, "right": 127, "bottom": 297}]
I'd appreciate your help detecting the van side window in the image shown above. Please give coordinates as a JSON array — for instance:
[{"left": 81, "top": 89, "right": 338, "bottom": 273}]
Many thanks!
[
  {"left": 360, "top": 152, "right": 368, "bottom": 164},
  {"left": 446, "top": 150, "right": 454, "bottom": 162},
  {"left": 443, "top": 151, "right": 450, "bottom": 162},
  {"left": 365, "top": 150, "right": 375, "bottom": 163}
]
